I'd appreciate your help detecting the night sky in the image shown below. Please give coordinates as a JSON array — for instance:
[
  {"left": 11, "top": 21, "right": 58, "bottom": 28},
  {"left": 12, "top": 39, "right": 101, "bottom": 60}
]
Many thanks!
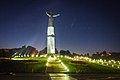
[{"left": 0, "top": 0, "right": 120, "bottom": 54}]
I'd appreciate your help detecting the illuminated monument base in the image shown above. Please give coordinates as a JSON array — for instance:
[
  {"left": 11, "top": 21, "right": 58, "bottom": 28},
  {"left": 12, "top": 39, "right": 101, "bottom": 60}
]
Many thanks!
[
  {"left": 46, "top": 12, "right": 60, "bottom": 54},
  {"left": 47, "top": 35, "right": 55, "bottom": 54}
]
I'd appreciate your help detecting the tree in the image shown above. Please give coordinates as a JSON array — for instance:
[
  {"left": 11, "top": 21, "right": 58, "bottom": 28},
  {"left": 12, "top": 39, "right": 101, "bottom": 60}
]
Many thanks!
[
  {"left": 72, "top": 53, "right": 80, "bottom": 56},
  {"left": 86, "top": 53, "right": 89, "bottom": 57},
  {"left": 60, "top": 50, "right": 72, "bottom": 56}
]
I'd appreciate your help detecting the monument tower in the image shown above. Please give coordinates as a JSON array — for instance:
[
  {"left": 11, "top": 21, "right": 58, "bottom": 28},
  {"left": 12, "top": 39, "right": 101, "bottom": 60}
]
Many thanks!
[{"left": 46, "top": 12, "right": 60, "bottom": 54}]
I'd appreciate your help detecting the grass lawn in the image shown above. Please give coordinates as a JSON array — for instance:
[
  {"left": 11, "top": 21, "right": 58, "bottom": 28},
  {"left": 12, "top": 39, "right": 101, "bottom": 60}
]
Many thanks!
[
  {"left": 60, "top": 58, "right": 120, "bottom": 74},
  {"left": 0, "top": 57, "right": 47, "bottom": 73}
]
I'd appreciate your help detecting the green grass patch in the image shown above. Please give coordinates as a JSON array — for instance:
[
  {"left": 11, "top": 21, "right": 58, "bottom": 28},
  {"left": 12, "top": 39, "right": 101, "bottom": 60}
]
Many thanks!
[
  {"left": 0, "top": 57, "right": 47, "bottom": 73},
  {"left": 60, "top": 58, "right": 120, "bottom": 74}
]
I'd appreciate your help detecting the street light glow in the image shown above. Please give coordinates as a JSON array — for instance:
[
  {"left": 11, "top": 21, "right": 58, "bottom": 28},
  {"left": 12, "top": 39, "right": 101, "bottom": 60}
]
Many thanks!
[{"left": 31, "top": 54, "right": 34, "bottom": 58}]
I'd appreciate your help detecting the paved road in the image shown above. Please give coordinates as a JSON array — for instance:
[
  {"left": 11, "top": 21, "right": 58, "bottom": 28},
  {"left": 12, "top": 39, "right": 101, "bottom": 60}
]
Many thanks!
[
  {"left": 49, "top": 73, "right": 76, "bottom": 80},
  {"left": 0, "top": 73, "right": 77, "bottom": 80},
  {"left": 1, "top": 73, "right": 120, "bottom": 80},
  {"left": 0, "top": 73, "right": 50, "bottom": 80}
]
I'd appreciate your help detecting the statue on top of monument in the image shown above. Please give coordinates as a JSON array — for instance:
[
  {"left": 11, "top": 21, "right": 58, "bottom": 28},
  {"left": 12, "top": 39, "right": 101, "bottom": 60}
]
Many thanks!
[{"left": 46, "top": 12, "right": 60, "bottom": 17}]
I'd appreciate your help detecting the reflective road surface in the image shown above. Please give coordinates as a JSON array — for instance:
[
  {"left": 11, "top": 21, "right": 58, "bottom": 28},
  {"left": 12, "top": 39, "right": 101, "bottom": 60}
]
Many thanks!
[{"left": 1, "top": 73, "right": 120, "bottom": 80}]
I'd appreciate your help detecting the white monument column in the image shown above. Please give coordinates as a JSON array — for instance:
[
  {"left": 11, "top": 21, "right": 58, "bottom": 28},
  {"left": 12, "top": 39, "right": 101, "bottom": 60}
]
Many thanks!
[{"left": 46, "top": 12, "right": 60, "bottom": 54}]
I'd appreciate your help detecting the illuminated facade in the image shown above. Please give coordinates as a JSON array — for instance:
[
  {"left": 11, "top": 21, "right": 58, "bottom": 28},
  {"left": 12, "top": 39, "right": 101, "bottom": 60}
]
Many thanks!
[{"left": 46, "top": 12, "right": 60, "bottom": 54}]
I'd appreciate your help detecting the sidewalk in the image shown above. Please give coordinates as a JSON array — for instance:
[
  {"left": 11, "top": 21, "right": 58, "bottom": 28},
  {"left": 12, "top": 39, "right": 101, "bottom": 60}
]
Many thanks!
[{"left": 46, "top": 56, "right": 67, "bottom": 73}]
